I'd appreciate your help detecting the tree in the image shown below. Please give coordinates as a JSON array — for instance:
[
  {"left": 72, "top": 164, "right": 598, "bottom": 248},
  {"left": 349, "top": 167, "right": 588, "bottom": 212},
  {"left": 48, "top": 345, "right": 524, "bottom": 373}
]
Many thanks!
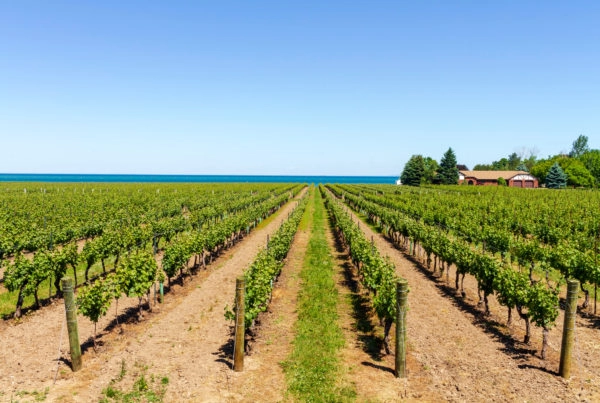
[
  {"left": 570, "top": 135, "right": 589, "bottom": 158},
  {"left": 400, "top": 155, "right": 425, "bottom": 186},
  {"left": 564, "top": 160, "right": 595, "bottom": 187},
  {"left": 473, "top": 163, "right": 493, "bottom": 170},
  {"left": 579, "top": 149, "right": 600, "bottom": 185},
  {"left": 422, "top": 157, "right": 439, "bottom": 184},
  {"left": 546, "top": 162, "right": 567, "bottom": 189},
  {"left": 516, "top": 163, "right": 528, "bottom": 172},
  {"left": 436, "top": 148, "right": 459, "bottom": 185},
  {"left": 507, "top": 152, "right": 521, "bottom": 170},
  {"left": 533, "top": 156, "right": 594, "bottom": 188}
]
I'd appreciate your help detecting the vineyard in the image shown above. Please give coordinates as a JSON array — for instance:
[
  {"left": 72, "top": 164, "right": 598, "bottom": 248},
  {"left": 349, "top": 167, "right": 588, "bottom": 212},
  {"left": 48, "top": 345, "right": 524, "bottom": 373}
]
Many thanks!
[
  {"left": 0, "top": 182, "right": 302, "bottom": 319},
  {"left": 1, "top": 183, "right": 600, "bottom": 401}
]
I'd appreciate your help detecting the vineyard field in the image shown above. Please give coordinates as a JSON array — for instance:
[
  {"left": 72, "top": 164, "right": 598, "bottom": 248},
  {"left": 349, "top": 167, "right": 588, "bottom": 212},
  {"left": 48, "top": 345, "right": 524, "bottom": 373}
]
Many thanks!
[{"left": 1, "top": 183, "right": 600, "bottom": 402}]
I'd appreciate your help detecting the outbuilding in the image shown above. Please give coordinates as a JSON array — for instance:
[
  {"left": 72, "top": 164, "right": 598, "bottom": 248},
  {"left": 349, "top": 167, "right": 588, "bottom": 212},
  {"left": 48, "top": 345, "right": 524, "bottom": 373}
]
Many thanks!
[{"left": 458, "top": 170, "right": 539, "bottom": 188}]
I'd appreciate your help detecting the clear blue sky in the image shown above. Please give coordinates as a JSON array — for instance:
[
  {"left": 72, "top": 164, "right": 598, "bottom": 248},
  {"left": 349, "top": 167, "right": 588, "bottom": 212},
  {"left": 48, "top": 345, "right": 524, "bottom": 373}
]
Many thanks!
[{"left": 1, "top": 1, "right": 598, "bottom": 175}]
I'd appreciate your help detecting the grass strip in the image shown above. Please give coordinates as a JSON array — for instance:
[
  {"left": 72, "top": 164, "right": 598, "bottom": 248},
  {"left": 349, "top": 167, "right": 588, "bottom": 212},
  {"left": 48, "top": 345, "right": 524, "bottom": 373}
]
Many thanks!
[{"left": 283, "top": 188, "right": 355, "bottom": 402}]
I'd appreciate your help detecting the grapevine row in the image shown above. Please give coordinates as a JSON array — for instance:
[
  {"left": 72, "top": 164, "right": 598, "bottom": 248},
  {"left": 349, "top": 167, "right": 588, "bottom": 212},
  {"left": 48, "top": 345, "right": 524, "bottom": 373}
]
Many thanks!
[
  {"left": 321, "top": 186, "right": 401, "bottom": 354},
  {"left": 226, "top": 189, "right": 309, "bottom": 334}
]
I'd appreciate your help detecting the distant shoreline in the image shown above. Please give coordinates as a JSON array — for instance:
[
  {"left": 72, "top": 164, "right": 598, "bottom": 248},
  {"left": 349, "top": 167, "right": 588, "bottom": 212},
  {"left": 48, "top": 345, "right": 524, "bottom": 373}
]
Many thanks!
[{"left": 0, "top": 173, "right": 397, "bottom": 184}]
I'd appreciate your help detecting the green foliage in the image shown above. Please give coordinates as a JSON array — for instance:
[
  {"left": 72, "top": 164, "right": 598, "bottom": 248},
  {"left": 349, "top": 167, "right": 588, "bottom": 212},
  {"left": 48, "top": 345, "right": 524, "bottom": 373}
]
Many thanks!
[
  {"left": 116, "top": 250, "right": 157, "bottom": 298},
  {"left": 400, "top": 155, "right": 426, "bottom": 186},
  {"left": 4, "top": 254, "right": 34, "bottom": 295},
  {"left": 161, "top": 242, "right": 190, "bottom": 281},
  {"left": 474, "top": 152, "right": 531, "bottom": 171},
  {"left": 0, "top": 182, "right": 302, "bottom": 258},
  {"left": 563, "top": 159, "right": 595, "bottom": 187},
  {"left": 328, "top": 183, "right": 564, "bottom": 352},
  {"left": 532, "top": 154, "right": 594, "bottom": 188},
  {"left": 546, "top": 162, "right": 567, "bottom": 189},
  {"left": 226, "top": 192, "right": 309, "bottom": 328},
  {"left": 0, "top": 183, "right": 306, "bottom": 318},
  {"left": 527, "top": 281, "right": 559, "bottom": 329},
  {"left": 530, "top": 159, "right": 554, "bottom": 183},
  {"left": 100, "top": 363, "right": 168, "bottom": 403},
  {"left": 283, "top": 189, "right": 351, "bottom": 402},
  {"left": 422, "top": 157, "right": 439, "bottom": 184},
  {"left": 494, "top": 266, "right": 530, "bottom": 311},
  {"left": 580, "top": 149, "right": 600, "bottom": 185},
  {"left": 77, "top": 279, "right": 113, "bottom": 325},
  {"left": 323, "top": 188, "right": 399, "bottom": 324},
  {"left": 516, "top": 162, "right": 528, "bottom": 172},
  {"left": 436, "top": 147, "right": 459, "bottom": 185},
  {"left": 570, "top": 134, "right": 589, "bottom": 158},
  {"left": 497, "top": 177, "right": 507, "bottom": 186}
]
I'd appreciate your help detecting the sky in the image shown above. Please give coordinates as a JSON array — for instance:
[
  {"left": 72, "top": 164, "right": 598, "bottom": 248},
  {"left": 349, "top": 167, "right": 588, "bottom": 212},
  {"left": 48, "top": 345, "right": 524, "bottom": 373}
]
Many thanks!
[{"left": 0, "top": 1, "right": 598, "bottom": 176}]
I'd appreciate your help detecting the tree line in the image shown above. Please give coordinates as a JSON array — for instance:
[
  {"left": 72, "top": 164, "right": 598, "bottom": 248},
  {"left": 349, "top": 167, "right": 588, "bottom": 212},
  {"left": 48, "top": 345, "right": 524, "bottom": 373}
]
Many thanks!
[
  {"left": 400, "top": 135, "right": 598, "bottom": 188},
  {"left": 474, "top": 135, "right": 597, "bottom": 188},
  {"left": 400, "top": 148, "right": 459, "bottom": 186}
]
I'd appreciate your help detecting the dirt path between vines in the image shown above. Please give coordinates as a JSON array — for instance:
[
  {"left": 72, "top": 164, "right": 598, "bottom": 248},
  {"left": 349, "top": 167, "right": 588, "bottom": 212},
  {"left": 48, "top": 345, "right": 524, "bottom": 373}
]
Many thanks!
[
  {"left": 327, "top": 201, "right": 446, "bottom": 402},
  {"left": 224, "top": 189, "right": 314, "bottom": 402},
  {"left": 330, "top": 225, "right": 443, "bottom": 402},
  {"left": 341, "top": 197, "right": 600, "bottom": 402},
  {"left": 0, "top": 188, "right": 306, "bottom": 402}
]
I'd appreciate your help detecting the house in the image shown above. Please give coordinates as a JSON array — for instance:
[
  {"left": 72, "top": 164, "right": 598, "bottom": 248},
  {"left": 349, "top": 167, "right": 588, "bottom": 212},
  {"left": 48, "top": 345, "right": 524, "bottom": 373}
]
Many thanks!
[{"left": 458, "top": 170, "right": 539, "bottom": 188}]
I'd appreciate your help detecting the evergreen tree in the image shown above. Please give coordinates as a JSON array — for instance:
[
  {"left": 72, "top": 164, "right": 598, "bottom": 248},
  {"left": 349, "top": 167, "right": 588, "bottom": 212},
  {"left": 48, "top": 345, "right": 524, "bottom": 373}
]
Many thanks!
[
  {"left": 400, "top": 155, "right": 425, "bottom": 186},
  {"left": 546, "top": 162, "right": 568, "bottom": 189},
  {"left": 436, "top": 148, "right": 459, "bottom": 184}
]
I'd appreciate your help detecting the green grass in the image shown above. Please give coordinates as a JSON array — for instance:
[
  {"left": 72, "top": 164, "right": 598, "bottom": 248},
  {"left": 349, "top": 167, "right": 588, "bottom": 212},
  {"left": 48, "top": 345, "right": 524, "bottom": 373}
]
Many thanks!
[
  {"left": 282, "top": 188, "right": 356, "bottom": 402},
  {"left": 296, "top": 187, "right": 313, "bottom": 232},
  {"left": 100, "top": 361, "right": 168, "bottom": 403},
  {"left": 11, "top": 387, "right": 49, "bottom": 402}
]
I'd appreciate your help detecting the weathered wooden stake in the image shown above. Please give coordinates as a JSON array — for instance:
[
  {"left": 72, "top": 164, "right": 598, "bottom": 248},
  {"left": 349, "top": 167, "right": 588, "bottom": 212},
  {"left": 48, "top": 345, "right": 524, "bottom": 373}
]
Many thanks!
[
  {"left": 395, "top": 278, "right": 409, "bottom": 378},
  {"left": 61, "top": 277, "right": 82, "bottom": 372},
  {"left": 559, "top": 279, "right": 579, "bottom": 378},
  {"left": 594, "top": 283, "right": 597, "bottom": 315},
  {"left": 234, "top": 276, "right": 245, "bottom": 372},
  {"left": 153, "top": 282, "right": 157, "bottom": 306}
]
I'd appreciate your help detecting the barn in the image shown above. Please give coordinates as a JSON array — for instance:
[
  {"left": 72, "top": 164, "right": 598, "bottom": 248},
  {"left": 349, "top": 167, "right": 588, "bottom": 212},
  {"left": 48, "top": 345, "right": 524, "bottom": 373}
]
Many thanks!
[{"left": 458, "top": 170, "right": 539, "bottom": 188}]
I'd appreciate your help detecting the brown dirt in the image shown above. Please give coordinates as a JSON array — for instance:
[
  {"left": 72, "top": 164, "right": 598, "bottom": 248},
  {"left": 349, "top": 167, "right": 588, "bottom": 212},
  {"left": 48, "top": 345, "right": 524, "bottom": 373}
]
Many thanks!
[{"left": 225, "top": 189, "right": 314, "bottom": 402}]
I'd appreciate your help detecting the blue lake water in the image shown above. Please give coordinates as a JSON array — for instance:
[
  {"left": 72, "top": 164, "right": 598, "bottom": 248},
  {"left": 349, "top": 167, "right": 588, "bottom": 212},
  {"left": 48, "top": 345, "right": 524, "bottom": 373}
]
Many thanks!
[{"left": 0, "top": 173, "right": 398, "bottom": 184}]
